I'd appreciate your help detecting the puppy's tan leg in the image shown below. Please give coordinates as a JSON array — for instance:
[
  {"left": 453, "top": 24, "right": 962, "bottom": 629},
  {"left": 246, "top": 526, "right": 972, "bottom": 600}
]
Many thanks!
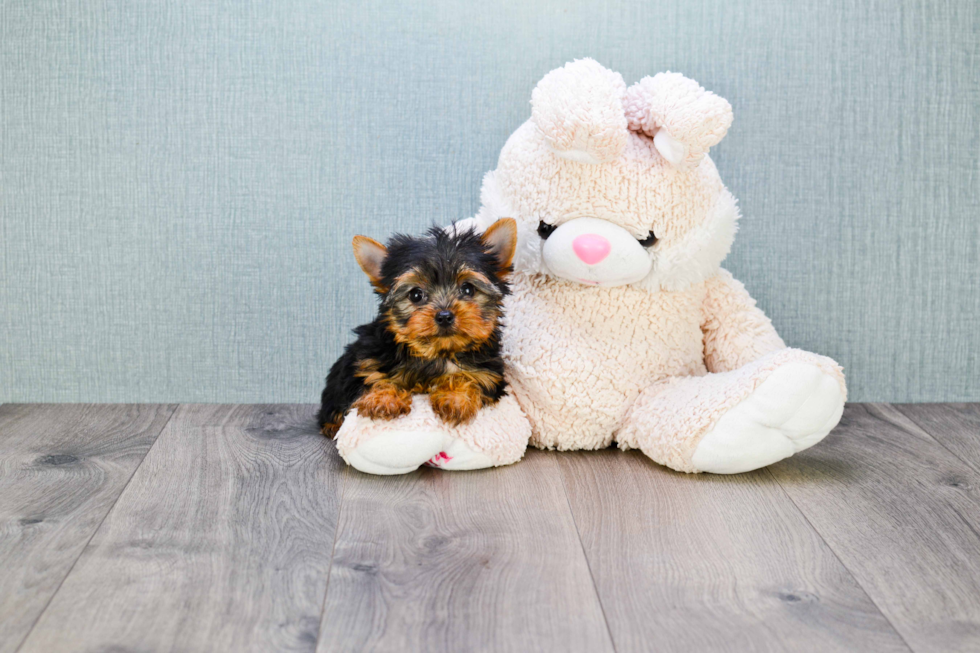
[
  {"left": 430, "top": 376, "right": 484, "bottom": 425},
  {"left": 320, "top": 417, "right": 344, "bottom": 438},
  {"left": 353, "top": 383, "right": 413, "bottom": 420}
]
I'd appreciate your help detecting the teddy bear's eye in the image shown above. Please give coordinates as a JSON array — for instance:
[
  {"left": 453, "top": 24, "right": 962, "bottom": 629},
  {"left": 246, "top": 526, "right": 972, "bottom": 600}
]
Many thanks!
[
  {"left": 537, "top": 221, "right": 557, "bottom": 240},
  {"left": 637, "top": 231, "right": 658, "bottom": 247}
]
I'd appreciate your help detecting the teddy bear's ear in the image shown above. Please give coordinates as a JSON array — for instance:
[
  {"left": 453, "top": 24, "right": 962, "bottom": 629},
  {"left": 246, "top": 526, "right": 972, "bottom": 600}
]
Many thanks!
[
  {"left": 624, "top": 72, "right": 733, "bottom": 169},
  {"left": 531, "top": 59, "right": 629, "bottom": 165}
]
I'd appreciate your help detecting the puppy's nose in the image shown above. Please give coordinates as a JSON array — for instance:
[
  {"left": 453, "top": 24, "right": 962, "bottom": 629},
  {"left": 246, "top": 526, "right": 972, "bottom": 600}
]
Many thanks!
[
  {"left": 572, "top": 234, "right": 611, "bottom": 265},
  {"left": 435, "top": 310, "right": 455, "bottom": 327}
]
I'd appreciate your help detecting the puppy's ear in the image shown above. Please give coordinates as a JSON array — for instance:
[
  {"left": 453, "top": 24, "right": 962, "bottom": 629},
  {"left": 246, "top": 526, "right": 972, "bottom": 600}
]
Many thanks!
[
  {"left": 352, "top": 235, "right": 388, "bottom": 288},
  {"left": 480, "top": 218, "right": 518, "bottom": 274}
]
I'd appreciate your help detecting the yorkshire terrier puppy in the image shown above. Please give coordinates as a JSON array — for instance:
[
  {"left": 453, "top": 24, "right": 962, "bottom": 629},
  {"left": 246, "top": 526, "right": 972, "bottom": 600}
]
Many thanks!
[{"left": 317, "top": 218, "right": 518, "bottom": 437}]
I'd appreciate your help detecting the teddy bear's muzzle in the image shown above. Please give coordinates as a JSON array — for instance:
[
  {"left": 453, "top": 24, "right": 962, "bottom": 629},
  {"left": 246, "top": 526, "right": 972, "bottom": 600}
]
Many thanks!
[
  {"left": 572, "top": 234, "right": 612, "bottom": 265},
  {"left": 541, "top": 217, "right": 653, "bottom": 287}
]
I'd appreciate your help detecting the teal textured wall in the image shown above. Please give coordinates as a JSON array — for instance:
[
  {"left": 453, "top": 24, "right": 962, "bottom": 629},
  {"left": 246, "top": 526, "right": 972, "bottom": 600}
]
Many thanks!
[{"left": 1, "top": 0, "right": 978, "bottom": 402}]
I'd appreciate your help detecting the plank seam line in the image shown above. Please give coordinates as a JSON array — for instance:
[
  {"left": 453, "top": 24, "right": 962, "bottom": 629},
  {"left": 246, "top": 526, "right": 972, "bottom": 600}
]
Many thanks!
[
  {"left": 554, "top": 452, "right": 619, "bottom": 653},
  {"left": 892, "top": 404, "right": 980, "bottom": 475},
  {"left": 13, "top": 403, "right": 180, "bottom": 653},
  {"left": 312, "top": 461, "right": 350, "bottom": 649},
  {"left": 764, "top": 463, "right": 915, "bottom": 653}
]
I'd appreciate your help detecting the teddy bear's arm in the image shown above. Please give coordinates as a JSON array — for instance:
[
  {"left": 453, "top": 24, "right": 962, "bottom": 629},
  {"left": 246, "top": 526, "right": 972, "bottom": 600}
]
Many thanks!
[{"left": 701, "top": 269, "right": 786, "bottom": 373}]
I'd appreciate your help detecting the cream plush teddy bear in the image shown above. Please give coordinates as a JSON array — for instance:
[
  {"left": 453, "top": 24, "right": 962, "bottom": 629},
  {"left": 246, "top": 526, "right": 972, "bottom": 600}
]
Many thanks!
[{"left": 335, "top": 59, "right": 845, "bottom": 475}]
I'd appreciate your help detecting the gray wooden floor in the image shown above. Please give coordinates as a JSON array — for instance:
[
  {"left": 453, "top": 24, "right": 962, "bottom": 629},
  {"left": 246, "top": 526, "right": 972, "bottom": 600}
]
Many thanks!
[{"left": 1, "top": 403, "right": 979, "bottom": 652}]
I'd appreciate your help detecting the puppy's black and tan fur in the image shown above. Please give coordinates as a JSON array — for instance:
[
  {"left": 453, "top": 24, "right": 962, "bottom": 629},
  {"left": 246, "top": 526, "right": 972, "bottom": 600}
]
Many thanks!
[{"left": 317, "top": 219, "right": 518, "bottom": 437}]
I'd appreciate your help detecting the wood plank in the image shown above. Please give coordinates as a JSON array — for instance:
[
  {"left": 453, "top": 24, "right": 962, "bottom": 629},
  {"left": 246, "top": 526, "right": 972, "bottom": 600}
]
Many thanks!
[
  {"left": 770, "top": 404, "right": 980, "bottom": 653},
  {"left": 558, "top": 448, "right": 909, "bottom": 653},
  {"left": 19, "top": 404, "right": 346, "bottom": 653},
  {"left": 0, "top": 404, "right": 176, "bottom": 653},
  {"left": 318, "top": 449, "right": 614, "bottom": 653},
  {"left": 894, "top": 403, "right": 980, "bottom": 473}
]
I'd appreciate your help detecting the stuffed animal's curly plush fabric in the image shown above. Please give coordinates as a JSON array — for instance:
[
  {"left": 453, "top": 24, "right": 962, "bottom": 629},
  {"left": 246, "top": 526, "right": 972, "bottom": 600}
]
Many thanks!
[{"left": 334, "top": 59, "right": 845, "bottom": 475}]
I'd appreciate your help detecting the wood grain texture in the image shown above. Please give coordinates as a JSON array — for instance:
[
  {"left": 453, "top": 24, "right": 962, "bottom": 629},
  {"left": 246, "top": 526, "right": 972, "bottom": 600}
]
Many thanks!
[
  {"left": 18, "top": 404, "right": 346, "bottom": 653},
  {"left": 10, "top": 403, "right": 980, "bottom": 652},
  {"left": 893, "top": 403, "right": 980, "bottom": 473},
  {"left": 318, "top": 449, "right": 614, "bottom": 653},
  {"left": 558, "top": 448, "right": 909, "bottom": 653},
  {"left": 770, "top": 404, "right": 980, "bottom": 652},
  {"left": 0, "top": 404, "right": 176, "bottom": 653}
]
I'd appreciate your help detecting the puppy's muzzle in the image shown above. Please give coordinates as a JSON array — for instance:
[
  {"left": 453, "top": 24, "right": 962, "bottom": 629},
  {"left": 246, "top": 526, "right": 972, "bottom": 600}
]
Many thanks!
[{"left": 434, "top": 310, "right": 455, "bottom": 328}]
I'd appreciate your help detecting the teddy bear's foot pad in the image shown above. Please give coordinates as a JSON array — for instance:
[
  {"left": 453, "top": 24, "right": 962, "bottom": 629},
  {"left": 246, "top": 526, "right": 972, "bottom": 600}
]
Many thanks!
[
  {"left": 334, "top": 394, "right": 530, "bottom": 475},
  {"left": 344, "top": 429, "right": 494, "bottom": 475},
  {"left": 424, "top": 437, "right": 498, "bottom": 471},
  {"left": 691, "top": 362, "right": 845, "bottom": 474}
]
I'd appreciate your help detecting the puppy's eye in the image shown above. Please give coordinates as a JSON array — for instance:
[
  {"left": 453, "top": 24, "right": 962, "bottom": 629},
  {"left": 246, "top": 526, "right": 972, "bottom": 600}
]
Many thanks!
[
  {"left": 637, "top": 231, "right": 658, "bottom": 247},
  {"left": 537, "top": 221, "right": 557, "bottom": 240},
  {"left": 460, "top": 282, "right": 476, "bottom": 298},
  {"left": 408, "top": 288, "right": 426, "bottom": 304}
]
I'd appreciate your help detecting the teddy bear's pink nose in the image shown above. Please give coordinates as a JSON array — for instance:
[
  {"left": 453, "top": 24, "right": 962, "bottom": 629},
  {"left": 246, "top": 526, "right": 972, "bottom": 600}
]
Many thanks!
[{"left": 572, "top": 234, "right": 611, "bottom": 265}]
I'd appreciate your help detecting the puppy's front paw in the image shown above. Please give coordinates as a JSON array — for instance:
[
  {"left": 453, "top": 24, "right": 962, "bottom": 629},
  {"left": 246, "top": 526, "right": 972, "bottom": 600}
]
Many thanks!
[
  {"left": 430, "top": 385, "right": 482, "bottom": 425},
  {"left": 320, "top": 419, "right": 343, "bottom": 438},
  {"left": 353, "top": 385, "right": 413, "bottom": 421}
]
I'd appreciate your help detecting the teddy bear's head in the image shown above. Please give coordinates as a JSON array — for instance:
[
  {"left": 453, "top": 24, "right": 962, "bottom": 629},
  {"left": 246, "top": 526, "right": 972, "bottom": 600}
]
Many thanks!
[{"left": 474, "top": 59, "right": 740, "bottom": 292}]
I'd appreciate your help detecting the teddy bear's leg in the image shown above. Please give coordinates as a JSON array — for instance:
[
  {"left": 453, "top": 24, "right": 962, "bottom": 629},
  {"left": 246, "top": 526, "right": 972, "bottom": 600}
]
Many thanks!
[
  {"left": 340, "top": 423, "right": 446, "bottom": 475},
  {"left": 334, "top": 394, "right": 530, "bottom": 475},
  {"left": 618, "top": 349, "right": 845, "bottom": 474},
  {"left": 423, "top": 437, "right": 496, "bottom": 471}
]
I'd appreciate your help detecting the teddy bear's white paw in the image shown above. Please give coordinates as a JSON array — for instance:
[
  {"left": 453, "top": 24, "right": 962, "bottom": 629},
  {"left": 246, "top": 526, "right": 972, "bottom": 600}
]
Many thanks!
[
  {"left": 337, "top": 394, "right": 529, "bottom": 475},
  {"left": 344, "top": 428, "right": 446, "bottom": 476},
  {"left": 423, "top": 437, "right": 495, "bottom": 471},
  {"left": 690, "top": 363, "right": 845, "bottom": 474},
  {"left": 344, "top": 429, "right": 495, "bottom": 475}
]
